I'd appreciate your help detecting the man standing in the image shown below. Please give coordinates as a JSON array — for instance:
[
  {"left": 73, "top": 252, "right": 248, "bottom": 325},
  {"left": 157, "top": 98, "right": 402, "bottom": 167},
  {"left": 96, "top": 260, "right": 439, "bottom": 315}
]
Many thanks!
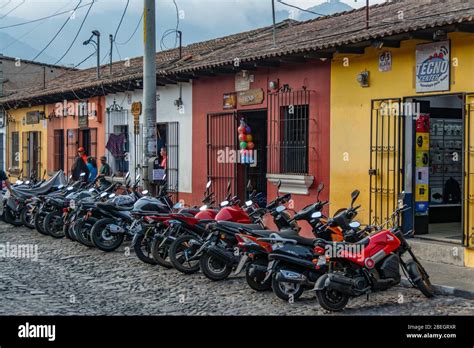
[
  {"left": 98, "top": 156, "right": 112, "bottom": 188},
  {"left": 71, "top": 147, "right": 89, "bottom": 181}
]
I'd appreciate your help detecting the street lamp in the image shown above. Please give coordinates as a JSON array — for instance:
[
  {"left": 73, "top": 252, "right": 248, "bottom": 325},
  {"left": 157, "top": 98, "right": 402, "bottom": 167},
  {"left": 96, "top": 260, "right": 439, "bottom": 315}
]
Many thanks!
[{"left": 83, "top": 30, "right": 101, "bottom": 79}]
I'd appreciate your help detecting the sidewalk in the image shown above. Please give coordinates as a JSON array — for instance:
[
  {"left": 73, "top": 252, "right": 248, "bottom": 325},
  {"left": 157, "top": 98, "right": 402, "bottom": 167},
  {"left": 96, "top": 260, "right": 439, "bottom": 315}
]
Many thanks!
[{"left": 401, "top": 260, "right": 474, "bottom": 300}]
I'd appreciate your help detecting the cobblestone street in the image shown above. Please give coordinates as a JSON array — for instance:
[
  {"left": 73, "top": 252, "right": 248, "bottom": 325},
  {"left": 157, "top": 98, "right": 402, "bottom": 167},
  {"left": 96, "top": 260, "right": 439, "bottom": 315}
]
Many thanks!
[{"left": 1, "top": 222, "right": 473, "bottom": 316}]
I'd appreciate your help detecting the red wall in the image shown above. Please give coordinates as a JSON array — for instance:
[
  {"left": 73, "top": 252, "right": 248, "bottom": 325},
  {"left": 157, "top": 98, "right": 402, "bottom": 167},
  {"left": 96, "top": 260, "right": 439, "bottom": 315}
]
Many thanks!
[{"left": 191, "top": 61, "right": 331, "bottom": 236}]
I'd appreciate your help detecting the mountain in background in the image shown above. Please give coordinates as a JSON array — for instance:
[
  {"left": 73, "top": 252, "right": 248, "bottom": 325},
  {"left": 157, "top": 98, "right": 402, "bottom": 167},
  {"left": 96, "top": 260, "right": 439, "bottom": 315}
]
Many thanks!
[
  {"left": 298, "top": 0, "right": 354, "bottom": 21},
  {"left": 0, "top": 1, "right": 354, "bottom": 68}
]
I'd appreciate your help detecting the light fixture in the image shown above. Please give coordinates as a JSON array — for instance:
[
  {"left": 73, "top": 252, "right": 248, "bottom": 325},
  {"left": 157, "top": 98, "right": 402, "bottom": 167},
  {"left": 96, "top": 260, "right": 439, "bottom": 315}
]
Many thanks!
[
  {"left": 433, "top": 30, "right": 447, "bottom": 41},
  {"left": 269, "top": 79, "right": 279, "bottom": 90},
  {"left": 356, "top": 70, "right": 370, "bottom": 87},
  {"left": 372, "top": 40, "right": 384, "bottom": 49}
]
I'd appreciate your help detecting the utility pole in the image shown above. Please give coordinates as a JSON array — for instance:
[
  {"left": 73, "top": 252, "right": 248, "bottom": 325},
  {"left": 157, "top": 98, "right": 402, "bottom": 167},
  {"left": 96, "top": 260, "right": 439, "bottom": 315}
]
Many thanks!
[
  {"left": 95, "top": 31, "right": 101, "bottom": 79},
  {"left": 271, "top": 0, "right": 276, "bottom": 47},
  {"left": 109, "top": 34, "right": 113, "bottom": 75},
  {"left": 143, "top": 0, "right": 157, "bottom": 190}
]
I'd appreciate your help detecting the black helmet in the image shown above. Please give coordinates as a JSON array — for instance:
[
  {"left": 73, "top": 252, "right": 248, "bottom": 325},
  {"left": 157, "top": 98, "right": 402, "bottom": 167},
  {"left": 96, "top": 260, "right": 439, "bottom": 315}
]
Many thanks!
[{"left": 133, "top": 196, "right": 169, "bottom": 213}]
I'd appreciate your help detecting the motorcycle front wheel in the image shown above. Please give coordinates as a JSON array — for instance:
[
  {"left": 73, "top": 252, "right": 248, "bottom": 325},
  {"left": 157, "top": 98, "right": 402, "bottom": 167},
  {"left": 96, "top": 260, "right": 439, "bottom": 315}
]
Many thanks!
[
  {"left": 133, "top": 231, "right": 157, "bottom": 265},
  {"left": 44, "top": 211, "right": 65, "bottom": 238},
  {"left": 169, "top": 234, "right": 202, "bottom": 274},
  {"left": 75, "top": 217, "right": 97, "bottom": 247},
  {"left": 4, "top": 206, "right": 23, "bottom": 227},
  {"left": 406, "top": 259, "right": 435, "bottom": 298},
  {"left": 315, "top": 288, "right": 349, "bottom": 312},
  {"left": 20, "top": 205, "right": 35, "bottom": 229},
  {"left": 34, "top": 211, "right": 49, "bottom": 235},
  {"left": 150, "top": 235, "right": 173, "bottom": 268}
]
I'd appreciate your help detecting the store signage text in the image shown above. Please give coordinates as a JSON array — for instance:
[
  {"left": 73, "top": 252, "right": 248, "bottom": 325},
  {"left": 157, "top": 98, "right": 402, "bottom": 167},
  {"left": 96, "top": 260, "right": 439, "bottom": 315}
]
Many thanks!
[
  {"left": 25, "top": 111, "right": 40, "bottom": 125},
  {"left": 237, "top": 88, "right": 264, "bottom": 106},
  {"left": 416, "top": 41, "right": 450, "bottom": 93},
  {"left": 223, "top": 92, "right": 237, "bottom": 109}
]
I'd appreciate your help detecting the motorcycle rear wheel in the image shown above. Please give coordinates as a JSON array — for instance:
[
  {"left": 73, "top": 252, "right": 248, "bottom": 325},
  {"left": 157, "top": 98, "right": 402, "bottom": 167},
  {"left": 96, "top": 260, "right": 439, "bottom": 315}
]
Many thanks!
[
  {"left": 34, "top": 211, "right": 49, "bottom": 235},
  {"left": 246, "top": 258, "right": 272, "bottom": 292},
  {"left": 150, "top": 235, "right": 173, "bottom": 268},
  {"left": 199, "top": 253, "right": 232, "bottom": 281},
  {"left": 4, "top": 206, "right": 23, "bottom": 227},
  {"left": 75, "top": 217, "right": 97, "bottom": 247},
  {"left": 44, "top": 211, "right": 65, "bottom": 238},
  {"left": 20, "top": 206, "right": 35, "bottom": 229},
  {"left": 133, "top": 232, "right": 157, "bottom": 265},
  {"left": 169, "top": 234, "right": 201, "bottom": 274},
  {"left": 91, "top": 218, "right": 124, "bottom": 252},
  {"left": 272, "top": 269, "right": 304, "bottom": 302},
  {"left": 315, "top": 288, "right": 349, "bottom": 312}
]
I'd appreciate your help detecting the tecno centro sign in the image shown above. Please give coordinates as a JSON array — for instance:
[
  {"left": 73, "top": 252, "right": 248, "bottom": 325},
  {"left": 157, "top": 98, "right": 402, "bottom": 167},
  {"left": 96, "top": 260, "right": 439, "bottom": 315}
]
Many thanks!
[{"left": 416, "top": 41, "right": 450, "bottom": 93}]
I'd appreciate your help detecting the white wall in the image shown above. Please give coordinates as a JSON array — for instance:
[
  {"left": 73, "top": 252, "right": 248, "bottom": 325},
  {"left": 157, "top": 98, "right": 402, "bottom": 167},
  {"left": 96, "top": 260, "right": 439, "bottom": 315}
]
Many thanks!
[
  {"left": 104, "top": 82, "right": 193, "bottom": 193},
  {"left": 157, "top": 82, "right": 193, "bottom": 193}
]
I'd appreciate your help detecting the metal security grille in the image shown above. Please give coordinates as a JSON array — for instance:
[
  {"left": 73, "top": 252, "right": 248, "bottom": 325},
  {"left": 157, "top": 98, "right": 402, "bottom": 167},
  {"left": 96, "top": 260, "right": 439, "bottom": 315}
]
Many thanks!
[
  {"left": 369, "top": 99, "right": 404, "bottom": 227},
  {"left": 0, "top": 134, "right": 4, "bottom": 171},
  {"left": 10, "top": 131, "right": 19, "bottom": 169},
  {"left": 464, "top": 94, "right": 474, "bottom": 247},
  {"left": 66, "top": 129, "right": 78, "bottom": 176},
  {"left": 166, "top": 122, "right": 179, "bottom": 202},
  {"left": 207, "top": 112, "right": 238, "bottom": 203},
  {"left": 268, "top": 90, "right": 312, "bottom": 175}
]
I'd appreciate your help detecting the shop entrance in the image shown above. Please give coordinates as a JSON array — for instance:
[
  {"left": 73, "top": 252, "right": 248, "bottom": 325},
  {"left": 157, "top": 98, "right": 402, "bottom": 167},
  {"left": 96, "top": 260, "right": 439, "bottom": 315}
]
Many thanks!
[
  {"left": 238, "top": 110, "right": 267, "bottom": 206},
  {"left": 406, "top": 94, "right": 464, "bottom": 243},
  {"left": 22, "top": 131, "right": 41, "bottom": 179}
]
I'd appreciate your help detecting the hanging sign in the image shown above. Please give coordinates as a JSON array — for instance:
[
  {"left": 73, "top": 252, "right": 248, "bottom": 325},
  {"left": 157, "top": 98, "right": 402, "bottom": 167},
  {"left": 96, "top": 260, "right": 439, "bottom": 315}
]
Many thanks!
[
  {"left": 131, "top": 101, "right": 142, "bottom": 135},
  {"left": 378, "top": 51, "right": 392, "bottom": 72},
  {"left": 237, "top": 88, "right": 264, "bottom": 106},
  {"left": 78, "top": 102, "right": 88, "bottom": 129},
  {"left": 416, "top": 41, "right": 450, "bottom": 93},
  {"left": 26, "top": 111, "right": 40, "bottom": 125},
  {"left": 223, "top": 92, "right": 237, "bottom": 110}
]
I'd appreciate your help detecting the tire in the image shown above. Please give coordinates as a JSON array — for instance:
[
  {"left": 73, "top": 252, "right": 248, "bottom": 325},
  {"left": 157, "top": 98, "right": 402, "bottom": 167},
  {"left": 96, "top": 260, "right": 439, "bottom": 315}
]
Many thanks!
[
  {"left": 20, "top": 205, "right": 35, "bottom": 229},
  {"left": 34, "top": 211, "right": 49, "bottom": 235},
  {"left": 91, "top": 218, "right": 124, "bottom": 252},
  {"left": 44, "top": 211, "right": 65, "bottom": 238},
  {"left": 4, "top": 206, "right": 23, "bottom": 227},
  {"left": 246, "top": 258, "right": 272, "bottom": 292},
  {"left": 133, "top": 230, "right": 157, "bottom": 265},
  {"left": 150, "top": 234, "right": 173, "bottom": 268},
  {"left": 75, "top": 217, "right": 97, "bottom": 247},
  {"left": 406, "top": 259, "right": 435, "bottom": 298},
  {"left": 169, "top": 234, "right": 202, "bottom": 274},
  {"left": 315, "top": 288, "right": 350, "bottom": 312},
  {"left": 271, "top": 267, "right": 305, "bottom": 302},
  {"left": 199, "top": 252, "right": 233, "bottom": 281}
]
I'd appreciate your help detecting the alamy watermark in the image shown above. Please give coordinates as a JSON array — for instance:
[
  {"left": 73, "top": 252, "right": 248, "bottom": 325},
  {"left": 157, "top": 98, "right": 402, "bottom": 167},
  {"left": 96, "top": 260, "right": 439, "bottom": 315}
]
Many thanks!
[
  {"left": 0, "top": 242, "right": 38, "bottom": 261},
  {"left": 217, "top": 147, "right": 258, "bottom": 165}
]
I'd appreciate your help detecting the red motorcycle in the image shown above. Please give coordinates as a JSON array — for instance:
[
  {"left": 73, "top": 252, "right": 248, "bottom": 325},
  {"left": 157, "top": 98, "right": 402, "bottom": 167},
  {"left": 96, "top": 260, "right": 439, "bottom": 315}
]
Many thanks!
[{"left": 313, "top": 192, "right": 434, "bottom": 312}]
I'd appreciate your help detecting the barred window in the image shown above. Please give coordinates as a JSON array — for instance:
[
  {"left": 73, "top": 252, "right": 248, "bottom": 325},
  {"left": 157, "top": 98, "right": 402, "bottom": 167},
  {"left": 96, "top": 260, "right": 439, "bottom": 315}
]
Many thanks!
[
  {"left": 280, "top": 104, "right": 309, "bottom": 174},
  {"left": 53, "top": 130, "right": 64, "bottom": 171}
]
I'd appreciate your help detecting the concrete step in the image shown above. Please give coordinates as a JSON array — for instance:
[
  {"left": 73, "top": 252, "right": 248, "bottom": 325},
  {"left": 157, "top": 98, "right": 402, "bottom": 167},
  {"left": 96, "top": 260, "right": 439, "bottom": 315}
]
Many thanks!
[{"left": 408, "top": 237, "right": 465, "bottom": 266}]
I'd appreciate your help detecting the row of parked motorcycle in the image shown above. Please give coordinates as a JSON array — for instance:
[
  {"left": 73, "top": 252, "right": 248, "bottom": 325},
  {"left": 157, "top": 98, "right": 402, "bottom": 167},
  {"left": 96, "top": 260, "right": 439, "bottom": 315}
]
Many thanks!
[{"left": 2, "top": 169, "right": 434, "bottom": 311}]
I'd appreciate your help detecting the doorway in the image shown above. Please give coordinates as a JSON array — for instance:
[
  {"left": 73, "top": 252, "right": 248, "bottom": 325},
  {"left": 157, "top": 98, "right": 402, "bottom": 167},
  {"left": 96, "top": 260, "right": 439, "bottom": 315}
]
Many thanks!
[
  {"left": 238, "top": 110, "right": 268, "bottom": 206},
  {"left": 407, "top": 94, "right": 464, "bottom": 243},
  {"left": 22, "top": 131, "right": 41, "bottom": 179}
]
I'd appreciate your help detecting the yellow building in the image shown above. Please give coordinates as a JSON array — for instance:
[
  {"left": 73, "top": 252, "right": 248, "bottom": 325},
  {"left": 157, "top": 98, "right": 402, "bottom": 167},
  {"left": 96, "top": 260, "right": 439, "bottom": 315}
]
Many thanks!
[
  {"left": 6, "top": 106, "right": 48, "bottom": 181},
  {"left": 331, "top": 31, "right": 474, "bottom": 267}
]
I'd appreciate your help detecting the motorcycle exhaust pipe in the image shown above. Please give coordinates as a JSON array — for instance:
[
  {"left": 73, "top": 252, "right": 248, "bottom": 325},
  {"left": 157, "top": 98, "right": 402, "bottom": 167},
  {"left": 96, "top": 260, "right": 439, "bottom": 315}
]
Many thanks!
[
  {"left": 275, "top": 270, "right": 310, "bottom": 285},
  {"left": 108, "top": 224, "right": 126, "bottom": 234},
  {"left": 325, "top": 274, "right": 365, "bottom": 296},
  {"left": 207, "top": 245, "right": 238, "bottom": 265},
  {"left": 248, "top": 263, "right": 268, "bottom": 278}
]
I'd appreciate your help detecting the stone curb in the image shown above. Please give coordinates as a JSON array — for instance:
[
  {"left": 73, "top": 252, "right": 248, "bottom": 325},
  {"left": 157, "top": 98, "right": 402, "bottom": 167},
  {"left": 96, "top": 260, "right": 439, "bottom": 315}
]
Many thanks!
[{"left": 400, "top": 278, "right": 474, "bottom": 300}]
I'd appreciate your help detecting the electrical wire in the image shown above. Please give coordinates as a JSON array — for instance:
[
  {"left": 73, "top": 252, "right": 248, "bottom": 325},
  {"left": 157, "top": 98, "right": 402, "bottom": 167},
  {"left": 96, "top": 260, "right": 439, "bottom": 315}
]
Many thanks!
[
  {"left": 102, "top": 0, "right": 129, "bottom": 63},
  {"left": 0, "top": 0, "right": 11, "bottom": 10},
  {"left": 0, "top": 1, "right": 93, "bottom": 29},
  {"left": 115, "top": 12, "right": 143, "bottom": 45},
  {"left": 159, "top": 0, "right": 180, "bottom": 51},
  {"left": 0, "top": 0, "right": 25, "bottom": 20},
  {"left": 74, "top": 51, "right": 95, "bottom": 68},
  {"left": 54, "top": 0, "right": 95, "bottom": 64}
]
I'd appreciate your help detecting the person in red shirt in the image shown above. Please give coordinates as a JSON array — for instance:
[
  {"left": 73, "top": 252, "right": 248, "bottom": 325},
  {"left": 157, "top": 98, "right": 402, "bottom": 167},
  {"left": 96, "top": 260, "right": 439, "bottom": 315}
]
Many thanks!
[
  {"left": 160, "top": 147, "right": 167, "bottom": 169},
  {"left": 78, "top": 147, "right": 88, "bottom": 164}
]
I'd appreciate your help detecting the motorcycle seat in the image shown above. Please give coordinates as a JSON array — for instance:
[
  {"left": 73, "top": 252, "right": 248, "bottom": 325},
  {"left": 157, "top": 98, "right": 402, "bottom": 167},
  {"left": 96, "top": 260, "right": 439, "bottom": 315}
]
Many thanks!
[{"left": 216, "top": 221, "right": 263, "bottom": 234}]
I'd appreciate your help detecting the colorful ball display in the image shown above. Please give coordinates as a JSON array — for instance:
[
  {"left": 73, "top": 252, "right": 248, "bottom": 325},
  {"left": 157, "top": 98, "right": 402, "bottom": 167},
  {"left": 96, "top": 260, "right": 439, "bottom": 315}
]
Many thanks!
[
  {"left": 240, "top": 141, "right": 248, "bottom": 149},
  {"left": 247, "top": 141, "right": 255, "bottom": 150},
  {"left": 238, "top": 134, "right": 247, "bottom": 142},
  {"left": 246, "top": 134, "right": 253, "bottom": 142}
]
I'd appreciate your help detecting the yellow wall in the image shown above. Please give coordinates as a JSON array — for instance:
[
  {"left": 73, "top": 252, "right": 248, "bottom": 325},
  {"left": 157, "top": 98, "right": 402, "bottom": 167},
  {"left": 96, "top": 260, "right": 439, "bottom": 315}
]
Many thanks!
[
  {"left": 6, "top": 105, "right": 48, "bottom": 181},
  {"left": 330, "top": 32, "right": 474, "bottom": 266}
]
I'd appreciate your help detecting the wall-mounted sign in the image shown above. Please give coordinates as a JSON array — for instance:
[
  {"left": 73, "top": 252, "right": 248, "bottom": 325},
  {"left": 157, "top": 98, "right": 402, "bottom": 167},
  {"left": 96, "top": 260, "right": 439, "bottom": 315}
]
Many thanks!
[
  {"left": 235, "top": 71, "right": 251, "bottom": 92},
  {"left": 223, "top": 92, "right": 237, "bottom": 109},
  {"left": 131, "top": 101, "right": 142, "bottom": 117},
  {"left": 26, "top": 111, "right": 40, "bottom": 125},
  {"left": 78, "top": 102, "right": 88, "bottom": 129},
  {"left": 416, "top": 40, "right": 450, "bottom": 93},
  {"left": 237, "top": 88, "right": 264, "bottom": 106},
  {"left": 378, "top": 51, "right": 392, "bottom": 72}
]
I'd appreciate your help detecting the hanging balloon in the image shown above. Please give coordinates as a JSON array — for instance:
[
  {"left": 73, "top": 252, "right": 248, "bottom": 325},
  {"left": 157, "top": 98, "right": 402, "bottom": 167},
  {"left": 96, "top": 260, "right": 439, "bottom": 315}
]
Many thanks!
[
  {"left": 239, "top": 133, "right": 247, "bottom": 142},
  {"left": 246, "top": 134, "right": 253, "bottom": 142},
  {"left": 245, "top": 126, "right": 252, "bottom": 133},
  {"left": 238, "top": 126, "right": 246, "bottom": 134},
  {"left": 240, "top": 141, "right": 248, "bottom": 149},
  {"left": 247, "top": 141, "right": 255, "bottom": 150}
]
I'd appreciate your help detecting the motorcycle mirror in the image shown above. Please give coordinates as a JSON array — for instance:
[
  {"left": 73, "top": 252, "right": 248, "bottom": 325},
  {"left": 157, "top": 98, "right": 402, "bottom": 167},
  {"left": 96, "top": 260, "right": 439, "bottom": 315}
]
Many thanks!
[
  {"left": 142, "top": 190, "right": 149, "bottom": 195},
  {"left": 351, "top": 190, "right": 360, "bottom": 207},
  {"left": 199, "top": 205, "right": 208, "bottom": 211},
  {"left": 16, "top": 180, "right": 23, "bottom": 185},
  {"left": 276, "top": 205, "right": 286, "bottom": 213},
  {"left": 311, "top": 212, "right": 322, "bottom": 219},
  {"left": 67, "top": 186, "right": 74, "bottom": 191},
  {"left": 100, "top": 192, "right": 108, "bottom": 198},
  {"left": 80, "top": 172, "right": 86, "bottom": 177},
  {"left": 25, "top": 180, "right": 30, "bottom": 185},
  {"left": 173, "top": 202, "right": 183, "bottom": 209},
  {"left": 220, "top": 200, "right": 229, "bottom": 208},
  {"left": 109, "top": 193, "right": 116, "bottom": 199},
  {"left": 245, "top": 200, "right": 253, "bottom": 207},
  {"left": 349, "top": 221, "right": 361, "bottom": 229}
]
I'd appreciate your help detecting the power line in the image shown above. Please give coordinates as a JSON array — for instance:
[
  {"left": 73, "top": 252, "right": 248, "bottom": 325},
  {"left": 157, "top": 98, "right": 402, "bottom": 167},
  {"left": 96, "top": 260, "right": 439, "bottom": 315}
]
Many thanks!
[
  {"left": 115, "top": 12, "right": 143, "bottom": 45},
  {"left": 0, "top": 0, "right": 11, "bottom": 10},
  {"left": 0, "top": 1, "right": 93, "bottom": 29},
  {"left": 29, "top": 0, "right": 83, "bottom": 63},
  {"left": 0, "top": 0, "right": 25, "bottom": 19},
  {"left": 277, "top": 0, "right": 326, "bottom": 17},
  {"left": 159, "top": 0, "right": 180, "bottom": 51},
  {"left": 54, "top": 0, "right": 95, "bottom": 65},
  {"left": 102, "top": 0, "right": 130, "bottom": 63}
]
